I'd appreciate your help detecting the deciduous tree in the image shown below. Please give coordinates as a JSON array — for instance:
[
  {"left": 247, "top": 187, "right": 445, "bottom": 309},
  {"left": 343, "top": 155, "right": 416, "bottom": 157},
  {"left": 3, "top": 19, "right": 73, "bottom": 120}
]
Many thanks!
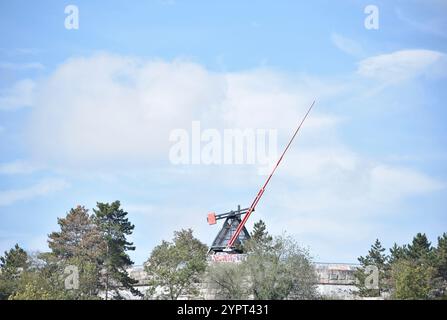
[{"left": 145, "top": 229, "right": 208, "bottom": 300}]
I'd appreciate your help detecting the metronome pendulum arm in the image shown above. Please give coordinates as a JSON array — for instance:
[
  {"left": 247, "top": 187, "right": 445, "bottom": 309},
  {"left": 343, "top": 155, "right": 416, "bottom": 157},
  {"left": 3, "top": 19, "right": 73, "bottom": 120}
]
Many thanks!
[{"left": 225, "top": 100, "right": 316, "bottom": 250}]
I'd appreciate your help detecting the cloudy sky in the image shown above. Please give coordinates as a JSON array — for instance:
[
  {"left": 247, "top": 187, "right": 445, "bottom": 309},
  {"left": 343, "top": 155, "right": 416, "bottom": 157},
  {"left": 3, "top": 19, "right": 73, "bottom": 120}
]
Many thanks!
[{"left": 0, "top": 0, "right": 446, "bottom": 264}]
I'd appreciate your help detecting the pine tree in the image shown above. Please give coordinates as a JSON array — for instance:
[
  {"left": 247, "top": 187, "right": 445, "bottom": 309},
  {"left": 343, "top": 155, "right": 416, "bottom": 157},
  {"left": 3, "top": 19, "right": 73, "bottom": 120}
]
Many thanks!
[
  {"left": 47, "top": 205, "right": 106, "bottom": 298},
  {"left": 354, "top": 239, "right": 389, "bottom": 297},
  {"left": 389, "top": 233, "right": 437, "bottom": 299},
  {"left": 251, "top": 220, "right": 273, "bottom": 244},
  {"left": 389, "top": 243, "right": 407, "bottom": 264},
  {"left": 435, "top": 233, "right": 447, "bottom": 280},
  {"left": 48, "top": 205, "right": 105, "bottom": 260},
  {"left": 244, "top": 220, "right": 274, "bottom": 253},
  {"left": 93, "top": 201, "right": 141, "bottom": 299},
  {"left": 433, "top": 233, "right": 447, "bottom": 298},
  {"left": 0, "top": 244, "right": 29, "bottom": 275},
  {"left": 407, "top": 233, "right": 434, "bottom": 265},
  {"left": 0, "top": 244, "right": 29, "bottom": 299}
]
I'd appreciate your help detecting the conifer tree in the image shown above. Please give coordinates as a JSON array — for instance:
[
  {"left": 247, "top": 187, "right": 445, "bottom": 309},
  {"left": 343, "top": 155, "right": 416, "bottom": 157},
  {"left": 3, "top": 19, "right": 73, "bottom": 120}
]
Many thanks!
[
  {"left": 251, "top": 220, "right": 273, "bottom": 244},
  {"left": 406, "top": 233, "right": 434, "bottom": 265},
  {"left": 354, "top": 239, "right": 389, "bottom": 297},
  {"left": 435, "top": 233, "right": 447, "bottom": 281},
  {"left": 389, "top": 243, "right": 407, "bottom": 264},
  {"left": 0, "top": 244, "right": 29, "bottom": 299},
  {"left": 48, "top": 205, "right": 105, "bottom": 298},
  {"left": 244, "top": 220, "right": 275, "bottom": 253},
  {"left": 93, "top": 201, "right": 141, "bottom": 299}
]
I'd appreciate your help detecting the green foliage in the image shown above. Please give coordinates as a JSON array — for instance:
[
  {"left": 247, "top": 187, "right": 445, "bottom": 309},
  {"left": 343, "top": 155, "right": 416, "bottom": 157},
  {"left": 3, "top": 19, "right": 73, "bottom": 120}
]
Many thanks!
[
  {"left": 48, "top": 205, "right": 105, "bottom": 262},
  {"left": 9, "top": 272, "right": 67, "bottom": 300},
  {"left": 355, "top": 233, "right": 447, "bottom": 300},
  {"left": 354, "top": 239, "right": 389, "bottom": 297},
  {"left": 209, "top": 223, "right": 318, "bottom": 300},
  {"left": 432, "top": 233, "right": 447, "bottom": 298},
  {"left": 389, "top": 233, "right": 440, "bottom": 299},
  {"left": 93, "top": 201, "right": 140, "bottom": 299},
  {"left": 3, "top": 201, "right": 140, "bottom": 300},
  {"left": 389, "top": 243, "right": 407, "bottom": 264},
  {"left": 9, "top": 253, "right": 71, "bottom": 300},
  {"left": 207, "top": 262, "right": 250, "bottom": 299},
  {"left": 145, "top": 229, "right": 208, "bottom": 300},
  {"left": 0, "top": 244, "right": 29, "bottom": 299},
  {"left": 391, "top": 260, "right": 436, "bottom": 299},
  {"left": 0, "top": 244, "right": 29, "bottom": 275},
  {"left": 435, "top": 233, "right": 447, "bottom": 280},
  {"left": 245, "top": 235, "right": 317, "bottom": 299},
  {"left": 48, "top": 205, "right": 105, "bottom": 298},
  {"left": 406, "top": 233, "right": 435, "bottom": 264},
  {"left": 251, "top": 220, "right": 273, "bottom": 244}
]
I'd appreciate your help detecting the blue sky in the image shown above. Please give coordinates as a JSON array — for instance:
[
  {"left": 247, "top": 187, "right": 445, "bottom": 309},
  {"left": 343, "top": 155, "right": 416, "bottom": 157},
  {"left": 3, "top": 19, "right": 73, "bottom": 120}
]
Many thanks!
[{"left": 0, "top": 0, "right": 446, "bottom": 264}]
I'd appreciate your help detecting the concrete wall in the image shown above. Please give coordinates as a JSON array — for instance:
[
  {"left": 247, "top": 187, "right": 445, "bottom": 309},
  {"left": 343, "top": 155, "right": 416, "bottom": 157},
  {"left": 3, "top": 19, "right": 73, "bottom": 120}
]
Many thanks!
[{"left": 124, "top": 262, "right": 363, "bottom": 300}]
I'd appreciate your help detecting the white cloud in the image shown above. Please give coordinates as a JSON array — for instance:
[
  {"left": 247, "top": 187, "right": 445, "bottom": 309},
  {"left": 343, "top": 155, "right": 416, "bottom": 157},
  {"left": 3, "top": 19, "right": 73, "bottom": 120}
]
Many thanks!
[
  {"left": 30, "top": 55, "right": 225, "bottom": 163},
  {"left": 247, "top": 145, "right": 444, "bottom": 262},
  {"left": 289, "top": 151, "right": 440, "bottom": 202},
  {"left": 0, "top": 160, "right": 41, "bottom": 175},
  {"left": 369, "top": 165, "right": 443, "bottom": 201},
  {"left": 17, "top": 52, "right": 445, "bottom": 262},
  {"left": 331, "top": 33, "right": 363, "bottom": 56},
  {"left": 221, "top": 70, "right": 342, "bottom": 132},
  {"left": 0, "top": 178, "right": 69, "bottom": 206},
  {"left": 357, "top": 49, "right": 447, "bottom": 83},
  {"left": 267, "top": 146, "right": 443, "bottom": 223},
  {"left": 26, "top": 54, "right": 337, "bottom": 167},
  {"left": 23, "top": 52, "right": 443, "bottom": 199},
  {"left": 0, "top": 79, "right": 35, "bottom": 110}
]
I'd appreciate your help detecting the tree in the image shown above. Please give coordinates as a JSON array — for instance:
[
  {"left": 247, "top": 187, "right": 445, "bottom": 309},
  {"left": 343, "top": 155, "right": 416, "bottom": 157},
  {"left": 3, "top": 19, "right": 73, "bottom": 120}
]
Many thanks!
[
  {"left": 48, "top": 205, "right": 105, "bottom": 261},
  {"left": 242, "top": 220, "right": 276, "bottom": 253},
  {"left": 406, "top": 233, "right": 434, "bottom": 265},
  {"left": 354, "top": 233, "right": 447, "bottom": 300},
  {"left": 435, "top": 233, "right": 447, "bottom": 279},
  {"left": 48, "top": 205, "right": 106, "bottom": 298},
  {"left": 0, "top": 244, "right": 29, "bottom": 274},
  {"left": 0, "top": 244, "right": 29, "bottom": 299},
  {"left": 433, "top": 233, "right": 447, "bottom": 298},
  {"left": 9, "top": 252, "right": 72, "bottom": 300},
  {"left": 207, "top": 262, "right": 250, "bottom": 299},
  {"left": 9, "top": 272, "right": 66, "bottom": 300},
  {"left": 354, "top": 239, "right": 389, "bottom": 297},
  {"left": 145, "top": 229, "right": 208, "bottom": 300},
  {"left": 388, "top": 233, "right": 438, "bottom": 299},
  {"left": 210, "top": 221, "right": 317, "bottom": 300},
  {"left": 93, "top": 201, "right": 141, "bottom": 299},
  {"left": 244, "top": 234, "right": 318, "bottom": 299},
  {"left": 389, "top": 243, "right": 407, "bottom": 264},
  {"left": 251, "top": 220, "right": 273, "bottom": 244},
  {"left": 391, "top": 259, "right": 436, "bottom": 299}
]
